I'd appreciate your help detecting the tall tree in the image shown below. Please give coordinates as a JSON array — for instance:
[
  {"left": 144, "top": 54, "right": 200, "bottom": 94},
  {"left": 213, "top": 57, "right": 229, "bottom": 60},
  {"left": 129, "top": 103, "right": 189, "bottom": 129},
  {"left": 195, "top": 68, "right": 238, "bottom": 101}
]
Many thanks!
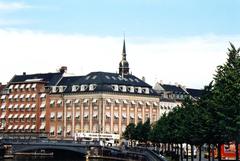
[{"left": 212, "top": 43, "right": 240, "bottom": 160}]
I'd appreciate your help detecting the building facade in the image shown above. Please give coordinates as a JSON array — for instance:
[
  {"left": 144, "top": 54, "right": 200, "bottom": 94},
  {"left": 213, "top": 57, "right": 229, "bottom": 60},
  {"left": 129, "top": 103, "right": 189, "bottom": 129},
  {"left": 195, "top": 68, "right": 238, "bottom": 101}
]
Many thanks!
[
  {"left": 154, "top": 82, "right": 203, "bottom": 116},
  {"left": 0, "top": 40, "right": 159, "bottom": 140}
]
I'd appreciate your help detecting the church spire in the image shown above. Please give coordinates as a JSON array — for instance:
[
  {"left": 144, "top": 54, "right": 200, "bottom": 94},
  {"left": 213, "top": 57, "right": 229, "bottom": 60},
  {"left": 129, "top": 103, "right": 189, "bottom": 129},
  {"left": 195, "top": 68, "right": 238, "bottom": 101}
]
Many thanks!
[
  {"left": 122, "top": 39, "right": 126, "bottom": 60},
  {"left": 119, "top": 38, "right": 129, "bottom": 76}
]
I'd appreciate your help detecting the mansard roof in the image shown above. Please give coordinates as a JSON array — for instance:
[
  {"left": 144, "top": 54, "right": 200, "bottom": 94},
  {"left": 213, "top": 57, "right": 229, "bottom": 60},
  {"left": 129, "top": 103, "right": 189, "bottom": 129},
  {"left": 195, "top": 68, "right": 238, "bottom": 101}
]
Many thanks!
[
  {"left": 186, "top": 88, "right": 203, "bottom": 99},
  {"left": 160, "top": 84, "right": 187, "bottom": 94},
  {"left": 56, "top": 71, "right": 157, "bottom": 96},
  {"left": 9, "top": 72, "right": 63, "bottom": 86}
]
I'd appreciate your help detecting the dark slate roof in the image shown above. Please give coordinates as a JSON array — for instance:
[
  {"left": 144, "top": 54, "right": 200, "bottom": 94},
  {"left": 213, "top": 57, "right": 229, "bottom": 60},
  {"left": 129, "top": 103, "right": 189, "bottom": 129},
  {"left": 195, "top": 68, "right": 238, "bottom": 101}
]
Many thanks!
[
  {"left": 85, "top": 72, "right": 151, "bottom": 87},
  {"left": 57, "top": 72, "right": 158, "bottom": 96},
  {"left": 58, "top": 76, "right": 85, "bottom": 86},
  {"left": 186, "top": 88, "right": 203, "bottom": 98},
  {"left": 160, "top": 84, "right": 187, "bottom": 94},
  {"left": 9, "top": 72, "right": 63, "bottom": 86}
]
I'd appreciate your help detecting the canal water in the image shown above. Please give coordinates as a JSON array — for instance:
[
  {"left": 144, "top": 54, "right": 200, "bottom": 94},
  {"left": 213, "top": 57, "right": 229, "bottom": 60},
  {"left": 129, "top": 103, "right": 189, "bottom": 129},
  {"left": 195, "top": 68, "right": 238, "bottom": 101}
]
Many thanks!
[{"left": 3, "top": 156, "right": 106, "bottom": 161}]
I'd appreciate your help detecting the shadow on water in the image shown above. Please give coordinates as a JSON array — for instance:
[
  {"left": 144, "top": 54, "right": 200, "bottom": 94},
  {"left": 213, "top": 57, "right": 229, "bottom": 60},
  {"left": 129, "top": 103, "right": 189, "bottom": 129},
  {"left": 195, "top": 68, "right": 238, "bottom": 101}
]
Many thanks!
[{"left": 3, "top": 149, "right": 107, "bottom": 161}]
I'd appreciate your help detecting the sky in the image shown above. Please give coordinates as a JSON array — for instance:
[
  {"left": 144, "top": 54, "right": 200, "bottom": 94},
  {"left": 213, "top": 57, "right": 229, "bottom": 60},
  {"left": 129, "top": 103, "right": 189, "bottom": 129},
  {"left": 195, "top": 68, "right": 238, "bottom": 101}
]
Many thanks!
[{"left": 0, "top": 0, "right": 240, "bottom": 88}]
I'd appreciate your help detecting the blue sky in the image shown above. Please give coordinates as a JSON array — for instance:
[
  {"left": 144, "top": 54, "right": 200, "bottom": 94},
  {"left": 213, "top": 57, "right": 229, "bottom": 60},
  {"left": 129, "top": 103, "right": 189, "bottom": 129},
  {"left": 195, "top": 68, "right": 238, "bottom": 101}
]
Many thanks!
[
  {"left": 1, "top": 0, "right": 239, "bottom": 37},
  {"left": 0, "top": 0, "right": 240, "bottom": 88}
]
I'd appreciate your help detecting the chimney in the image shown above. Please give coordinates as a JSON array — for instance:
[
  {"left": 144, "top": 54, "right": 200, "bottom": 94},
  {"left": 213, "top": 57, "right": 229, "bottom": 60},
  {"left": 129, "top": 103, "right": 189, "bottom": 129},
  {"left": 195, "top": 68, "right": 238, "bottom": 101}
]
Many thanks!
[
  {"left": 142, "top": 76, "right": 146, "bottom": 82},
  {"left": 59, "top": 66, "right": 67, "bottom": 73},
  {"left": 23, "top": 72, "right": 26, "bottom": 75},
  {"left": 159, "top": 80, "right": 163, "bottom": 84}
]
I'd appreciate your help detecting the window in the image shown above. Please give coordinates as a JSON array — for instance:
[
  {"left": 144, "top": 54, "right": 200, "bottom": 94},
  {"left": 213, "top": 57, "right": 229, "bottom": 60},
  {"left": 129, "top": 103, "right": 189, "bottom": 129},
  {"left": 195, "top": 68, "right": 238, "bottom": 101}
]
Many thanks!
[
  {"left": 93, "top": 111, "right": 98, "bottom": 119},
  {"left": 50, "top": 127, "right": 55, "bottom": 136},
  {"left": 74, "top": 99, "right": 80, "bottom": 107},
  {"left": 50, "top": 112, "right": 55, "bottom": 120},
  {"left": 83, "top": 112, "right": 89, "bottom": 120},
  {"left": 40, "top": 93, "right": 46, "bottom": 100},
  {"left": 57, "top": 112, "right": 62, "bottom": 120},
  {"left": 57, "top": 100, "right": 62, "bottom": 107},
  {"left": 75, "top": 112, "right": 80, "bottom": 120},
  {"left": 50, "top": 100, "right": 55, "bottom": 107},
  {"left": 20, "top": 84, "right": 25, "bottom": 91},
  {"left": 67, "top": 112, "right": 71, "bottom": 120},
  {"left": 114, "top": 112, "right": 119, "bottom": 120},
  {"left": 105, "top": 111, "right": 111, "bottom": 120}
]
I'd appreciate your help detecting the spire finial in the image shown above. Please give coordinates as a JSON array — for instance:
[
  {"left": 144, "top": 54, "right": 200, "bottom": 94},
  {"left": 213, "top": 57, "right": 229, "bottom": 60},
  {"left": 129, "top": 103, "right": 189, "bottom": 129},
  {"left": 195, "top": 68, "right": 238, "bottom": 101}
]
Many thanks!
[
  {"left": 122, "top": 38, "right": 126, "bottom": 55},
  {"left": 119, "top": 35, "right": 129, "bottom": 76}
]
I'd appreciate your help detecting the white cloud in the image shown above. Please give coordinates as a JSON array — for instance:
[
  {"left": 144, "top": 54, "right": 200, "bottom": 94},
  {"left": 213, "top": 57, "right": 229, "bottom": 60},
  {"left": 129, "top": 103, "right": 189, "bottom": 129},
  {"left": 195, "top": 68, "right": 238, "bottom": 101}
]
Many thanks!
[
  {"left": 0, "top": 19, "right": 33, "bottom": 25},
  {"left": 0, "top": 28, "right": 238, "bottom": 88},
  {"left": 0, "top": 2, "right": 31, "bottom": 10}
]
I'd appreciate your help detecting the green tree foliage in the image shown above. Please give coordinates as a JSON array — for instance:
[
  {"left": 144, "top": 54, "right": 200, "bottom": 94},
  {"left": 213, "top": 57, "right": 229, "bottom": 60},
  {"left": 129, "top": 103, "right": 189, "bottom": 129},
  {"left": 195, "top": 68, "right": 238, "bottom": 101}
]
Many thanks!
[
  {"left": 122, "top": 123, "right": 136, "bottom": 146},
  {"left": 142, "top": 118, "right": 151, "bottom": 143}
]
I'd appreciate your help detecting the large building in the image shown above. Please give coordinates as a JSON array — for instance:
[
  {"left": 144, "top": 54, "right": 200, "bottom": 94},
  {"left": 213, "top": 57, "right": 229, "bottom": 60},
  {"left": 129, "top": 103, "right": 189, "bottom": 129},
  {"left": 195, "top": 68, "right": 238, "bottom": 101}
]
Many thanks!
[{"left": 0, "top": 40, "right": 160, "bottom": 140}]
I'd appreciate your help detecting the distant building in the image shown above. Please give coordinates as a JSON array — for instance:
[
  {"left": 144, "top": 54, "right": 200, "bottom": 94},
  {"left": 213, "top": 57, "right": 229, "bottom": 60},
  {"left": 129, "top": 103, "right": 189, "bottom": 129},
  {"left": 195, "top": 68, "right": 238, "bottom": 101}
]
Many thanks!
[
  {"left": 154, "top": 82, "right": 203, "bottom": 116},
  {"left": 0, "top": 83, "right": 6, "bottom": 94},
  {"left": 0, "top": 39, "right": 159, "bottom": 140}
]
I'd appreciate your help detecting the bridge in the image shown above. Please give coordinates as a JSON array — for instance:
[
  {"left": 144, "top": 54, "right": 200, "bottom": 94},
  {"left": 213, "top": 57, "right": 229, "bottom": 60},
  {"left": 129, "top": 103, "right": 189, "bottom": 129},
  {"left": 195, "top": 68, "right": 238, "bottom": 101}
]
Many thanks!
[
  {"left": 2, "top": 139, "right": 101, "bottom": 155},
  {"left": 0, "top": 133, "right": 101, "bottom": 155}
]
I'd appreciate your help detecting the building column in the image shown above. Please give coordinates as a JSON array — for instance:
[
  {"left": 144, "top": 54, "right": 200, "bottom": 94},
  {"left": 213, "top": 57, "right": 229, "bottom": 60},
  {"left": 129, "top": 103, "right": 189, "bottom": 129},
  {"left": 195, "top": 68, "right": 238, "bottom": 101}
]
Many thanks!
[
  {"left": 119, "top": 103, "right": 122, "bottom": 135},
  {"left": 89, "top": 100, "right": 92, "bottom": 132},
  {"left": 142, "top": 105, "right": 145, "bottom": 123},
  {"left": 150, "top": 104, "right": 153, "bottom": 123},
  {"left": 101, "top": 98, "right": 105, "bottom": 133},
  {"left": 63, "top": 100, "right": 66, "bottom": 138},
  {"left": 126, "top": 103, "right": 130, "bottom": 125},
  {"left": 110, "top": 103, "right": 113, "bottom": 133},
  {"left": 72, "top": 99, "right": 75, "bottom": 137},
  {"left": 80, "top": 100, "right": 83, "bottom": 132},
  {"left": 134, "top": 105, "right": 137, "bottom": 125}
]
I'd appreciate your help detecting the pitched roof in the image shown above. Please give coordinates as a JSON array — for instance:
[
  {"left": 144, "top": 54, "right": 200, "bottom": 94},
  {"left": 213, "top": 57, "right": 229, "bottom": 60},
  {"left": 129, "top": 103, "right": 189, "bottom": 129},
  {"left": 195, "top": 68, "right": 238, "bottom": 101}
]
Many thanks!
[
  {"left": 186, "top": 88, "right": 203, "bottom": 98},
  {"left": 160, "top": 84, "right": 187, "bottom": 94},
  {"left": 9, "top": 72, "right": 63, "bottom": 86},
  {"left": 57, "top": 72, "right": 157, "bottom": 96}
]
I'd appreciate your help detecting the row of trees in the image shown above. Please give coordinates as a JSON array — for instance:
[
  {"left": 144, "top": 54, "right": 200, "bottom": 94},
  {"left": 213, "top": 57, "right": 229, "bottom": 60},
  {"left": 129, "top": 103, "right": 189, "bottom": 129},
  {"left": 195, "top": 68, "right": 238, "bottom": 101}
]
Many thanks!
[
  {"left": 123, "top": 118, "right": 151, "bottom": 146},
  {"left": 123, "top": 43, "right": 240, "bottom": 161}
]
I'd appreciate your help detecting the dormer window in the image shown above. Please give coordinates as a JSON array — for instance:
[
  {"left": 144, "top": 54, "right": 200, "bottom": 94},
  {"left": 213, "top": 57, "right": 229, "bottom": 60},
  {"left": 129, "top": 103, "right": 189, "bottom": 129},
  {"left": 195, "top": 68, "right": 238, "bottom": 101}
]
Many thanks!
[
  {"left": 112, "top": 85, "right": 118, "bottom": 91},
  {"left": 80, "top": 85, "right": 88, "bottom": 91},
  {"left": 72, "top": 85, "right": 79, "bottom": 92},
  {"left": 143, "top": 88, "right": 150, "bottom": 94},
  {"left": 52, "top": 86, "right": 58, "bottom": 93},
  {"left": 135, "top": 87, "right": 142, "bottom": 93},
  {"left": 120, "top": 85, "right": 127, "bottom": 92},
  {"left": 89, "top": 84, "right": 96, "bottom": 91},
  {"left": 128, "top": 86, "right": 134, "bottom": 93},
  {"left": 58, "top": 86, "right": 66, "bottom": 93}
]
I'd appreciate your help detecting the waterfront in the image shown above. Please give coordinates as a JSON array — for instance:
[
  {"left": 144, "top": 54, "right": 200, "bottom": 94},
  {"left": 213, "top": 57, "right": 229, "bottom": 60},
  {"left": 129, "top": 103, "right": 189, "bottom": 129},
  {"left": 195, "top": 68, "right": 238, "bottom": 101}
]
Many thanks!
[{"left": 3, "top": 155, "right": 105, "bottom": 161}]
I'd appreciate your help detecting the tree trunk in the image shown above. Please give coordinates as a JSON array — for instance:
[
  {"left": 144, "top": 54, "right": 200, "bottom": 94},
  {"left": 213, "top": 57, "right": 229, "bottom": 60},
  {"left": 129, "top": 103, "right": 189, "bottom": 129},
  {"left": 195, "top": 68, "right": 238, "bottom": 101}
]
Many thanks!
[
  {"left": 164, "top": 143, "right": 167, "bottom": 153},
  {"left": 208, "top": 144, "right": 211, "bottom": 161},
  {"left": 191, "top": 144, "right": 194, "bottom": 161},
  {"left": 199, "top": 145, "right": 202, "bottom": 161},
  {"left": 176, "top": 144, "right": 179, "bottom": 156},
  {"left": 217, "top": 143, "right": 221, "bottom": 161},
  {"left": 211, "top": 144, "right": 215, "bottom": 161},
  {"left": 180, "top": 143, "right": 183, "bottom": 161},
  {"left": 236, "top": 141, "right": 239, "bottom": 161}
]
